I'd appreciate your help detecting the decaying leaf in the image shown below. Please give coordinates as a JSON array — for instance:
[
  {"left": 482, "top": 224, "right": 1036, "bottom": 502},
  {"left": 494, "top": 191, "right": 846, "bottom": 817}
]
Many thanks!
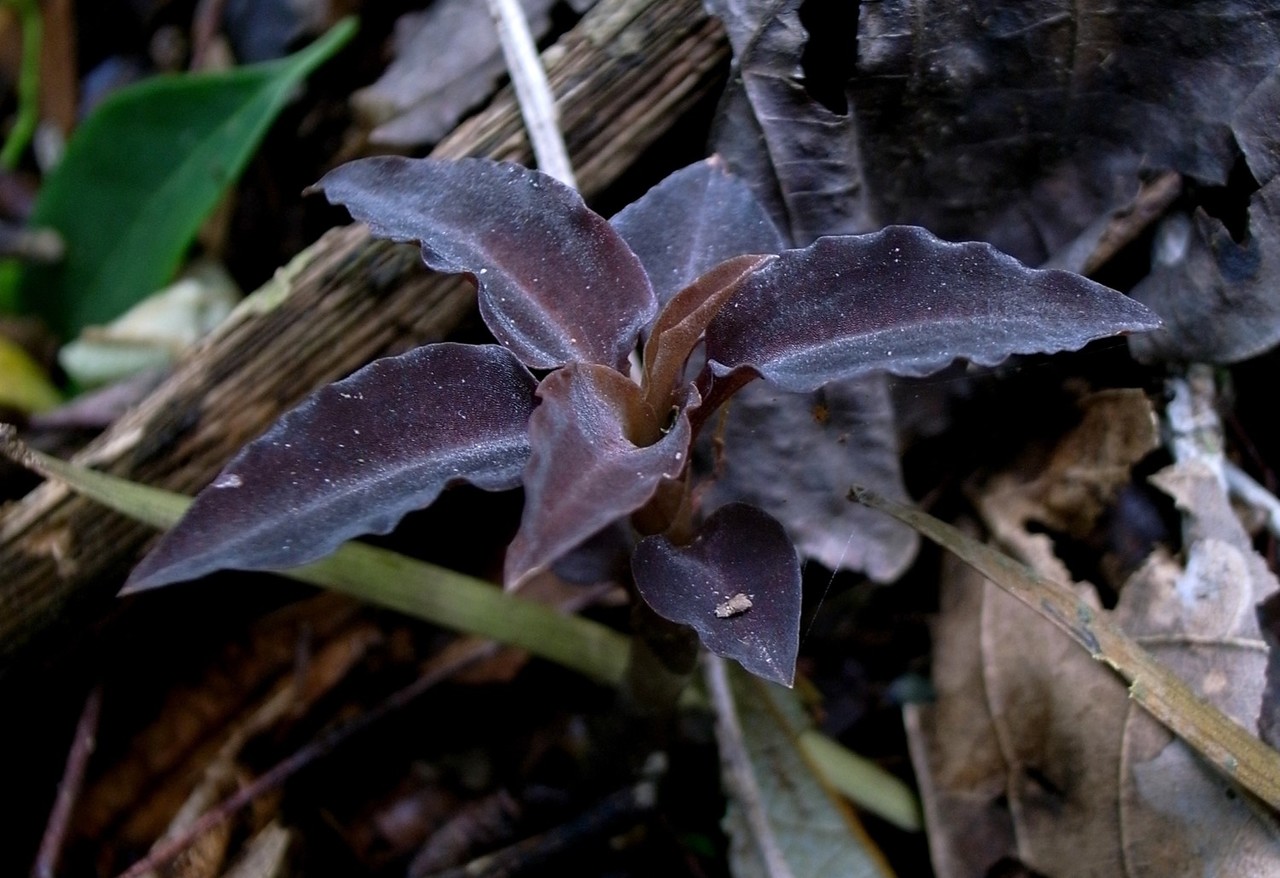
[
  {"left": 1129, "top": 178, "right": 1280, "bottom": 366},
  {"left": 976, "top": 389, "right": 1160, "bottom": 584},
  {"left": 909, "top": 392, "right": 1280, "bottom": 877},
  {"left": 58, "top": 260, "right": 239, "bottom": 388},
  {"left": 853, "top": 1, "right": 1280, "bottom": 262},
  {"left": 352, "top": 0, "right": 591, "bottom": 148},
  {"left": 707, "top": 0, "right": 876, "bottom": 245}
]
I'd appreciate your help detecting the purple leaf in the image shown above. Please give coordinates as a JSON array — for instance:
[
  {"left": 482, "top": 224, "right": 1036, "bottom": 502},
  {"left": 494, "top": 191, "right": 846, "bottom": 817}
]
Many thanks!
[
  {"left": 124, "top": 343, "right": 537, "bottom": 592},
  {"left": 314, "top": 157, "right": 656, "bottom": 371},
  {"left": 504, "top": 363, "right": 692, "bottom": 588},
  {"left": 610, "top": 157, "right": 786, "bottom": 305},
  {"left": 632, "top": 503, "right": 801, "bottom": 686},
  {"left": 704, "top": 227, "right": 1162, "bottom": 394}
]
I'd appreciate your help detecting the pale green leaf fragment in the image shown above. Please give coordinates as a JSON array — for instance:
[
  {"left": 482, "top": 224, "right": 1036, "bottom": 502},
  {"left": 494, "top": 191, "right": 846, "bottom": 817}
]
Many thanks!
[
  {"left": 59, "top": 260, "right": 239, "bottom": 387},
  {"left": 711, "top": 658, "right": 897, "bottom": 878}
]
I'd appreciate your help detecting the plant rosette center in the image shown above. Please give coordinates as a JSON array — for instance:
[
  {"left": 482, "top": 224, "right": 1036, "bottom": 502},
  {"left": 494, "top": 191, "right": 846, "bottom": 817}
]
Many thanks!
[{"left": 123, "top": 156, "right": 1159, "bottom": 686}]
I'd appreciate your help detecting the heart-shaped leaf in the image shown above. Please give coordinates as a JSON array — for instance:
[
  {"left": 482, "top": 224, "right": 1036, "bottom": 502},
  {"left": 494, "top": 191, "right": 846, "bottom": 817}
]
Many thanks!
[
  {"left": 314, "top": 157, "right": 656, "bottom": 371},
  {"left": 125, "top": 343, "right": 537, "bottom": 592},
  {"left": 610, "top": 156, "right": 786, "bottom": 305},
  {"left": 705, "top": 227, "right": 1162, "bottom": 393},
  {"left": 504, "top": 363, "right": 691, "bottom": 588},
  {"left": 632, "top": 503, "right": 801, "bottom": 686}
]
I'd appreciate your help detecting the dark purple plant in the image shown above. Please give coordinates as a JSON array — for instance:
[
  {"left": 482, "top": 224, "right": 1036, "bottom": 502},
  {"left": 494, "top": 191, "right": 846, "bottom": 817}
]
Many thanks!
[{"left": 124, "top": 156, "right": 1160, "bottom": 686}]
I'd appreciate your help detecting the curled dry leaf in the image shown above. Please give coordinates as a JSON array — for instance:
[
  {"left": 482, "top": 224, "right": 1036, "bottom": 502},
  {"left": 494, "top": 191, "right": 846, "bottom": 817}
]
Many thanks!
[
  {"left": 1129, "top": 179, "right": 1280, "bottom": 365},
  {"left": 706, "top": 0, "right": 876, "bottom": 245},
  {"left": 975, "top": 389, "right": 1161, "bottom": 585}
]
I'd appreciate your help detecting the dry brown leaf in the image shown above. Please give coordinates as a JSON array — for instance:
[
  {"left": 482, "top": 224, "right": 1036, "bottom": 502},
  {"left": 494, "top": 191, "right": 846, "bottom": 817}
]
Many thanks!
[
  {"left": 76, "top": 594, "right": 361, "bottom": 846},
  {"left": 910, "top": 394, "right": 1280, "bottom": 877},
  {"left": 975, "top": 388, "right": 1159, "bottom": 585},
  {"left": 352, "top": 0, "right": 592, "bottom": 148},
  {"left": 218, "top": 821, "right": 294, "bottom": 878},
  {"left": 133, "top": 621, "right": 383, "bottom": 878}
]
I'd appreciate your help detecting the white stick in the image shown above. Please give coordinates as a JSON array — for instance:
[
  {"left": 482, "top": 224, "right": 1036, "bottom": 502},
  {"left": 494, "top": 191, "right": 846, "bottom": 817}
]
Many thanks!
[
  {"left": 1225, "top": 460, "right": 1280, "bottom": 541},
  {"left": 487, "top": 0, "right": 578, "bottom": 189},
  {"left": 704, "top": 655, "right": 797, "bottom": 878}
]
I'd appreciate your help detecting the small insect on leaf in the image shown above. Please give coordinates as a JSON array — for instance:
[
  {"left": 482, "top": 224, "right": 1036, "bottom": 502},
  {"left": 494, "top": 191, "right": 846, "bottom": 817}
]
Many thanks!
[{"left": 716, "top": 593, "right": 754, "bottom": 618}]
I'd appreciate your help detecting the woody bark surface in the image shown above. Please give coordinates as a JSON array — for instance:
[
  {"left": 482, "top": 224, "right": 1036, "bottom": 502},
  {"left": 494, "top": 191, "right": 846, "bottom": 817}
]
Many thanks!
[{"left": 0, "top": 0, "right": 728, "bottom": 670}]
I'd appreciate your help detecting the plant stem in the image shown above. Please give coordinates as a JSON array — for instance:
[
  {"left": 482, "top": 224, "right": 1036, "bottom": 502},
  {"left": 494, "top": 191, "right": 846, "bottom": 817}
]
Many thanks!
[
  {"left": 1, "top": 0, "right": 41, "bottom": 170},
  {"left": 622, "top": 600, "right": 700, "bottom": 717}
]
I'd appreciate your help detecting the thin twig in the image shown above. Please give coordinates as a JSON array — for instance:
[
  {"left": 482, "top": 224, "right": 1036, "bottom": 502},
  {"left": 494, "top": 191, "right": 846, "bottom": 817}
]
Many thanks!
[
  {"left": 431, "top": 771, "right": 660, "bottom": 878},
  {"left": 31, "top": 686, "right": 103, "bottom": 878},
  {"left": 704, "top": 654, "right": 796, "bottom": 878},
  {"left": 487, "top": 0, "right": 576, "bottom": 188},
  {"left": 114, "top": 639, "right": 500, "bottom": 878},
  {"left": 1165, "top": 363, "right": 1225, "bottom": 481},
  {"left": 1226, "top": 461, "right": 1280, "bottom": 541}
]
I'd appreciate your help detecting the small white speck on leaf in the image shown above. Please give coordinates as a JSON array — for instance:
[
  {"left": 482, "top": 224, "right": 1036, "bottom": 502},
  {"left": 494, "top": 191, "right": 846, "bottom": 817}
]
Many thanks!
[
  {"left": 715, "top": 593, "right": 753, "bottom": 618},
  {"left": 213, "top": 473, "right": 243, "bottom": 489}
]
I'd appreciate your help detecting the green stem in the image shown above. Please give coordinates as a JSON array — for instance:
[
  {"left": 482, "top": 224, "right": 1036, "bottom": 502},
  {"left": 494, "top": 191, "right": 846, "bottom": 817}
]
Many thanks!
[
  {"left": 0, "top": 424, "right": 920, "bottom": 828},
  {"left": 1, "top": 0, "right": 41, "bottom": 169}
]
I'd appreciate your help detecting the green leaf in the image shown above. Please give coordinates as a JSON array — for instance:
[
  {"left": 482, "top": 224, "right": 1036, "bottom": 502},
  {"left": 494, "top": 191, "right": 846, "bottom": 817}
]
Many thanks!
[
  {"left": 4, "top": 19, "right": 356, "bottom": 335},
  {"left": 707, "top": 657, "right": 897, "bottom": 878},
  {"left": 0, "top": 337, "right": 61, "bottom": 412}
]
